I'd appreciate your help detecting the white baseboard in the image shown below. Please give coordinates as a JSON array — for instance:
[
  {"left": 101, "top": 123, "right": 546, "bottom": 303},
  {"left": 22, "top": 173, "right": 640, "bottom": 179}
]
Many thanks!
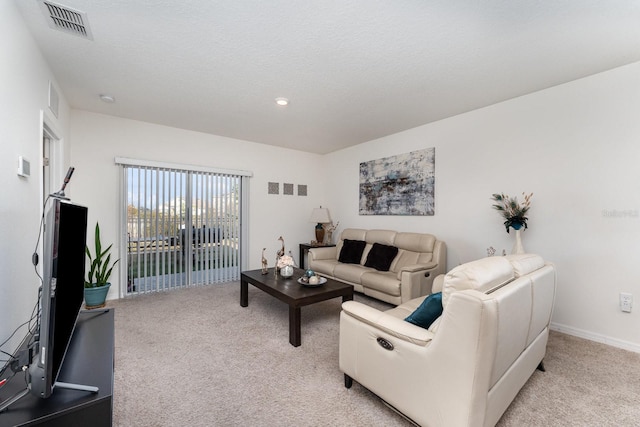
[{"left": 550, "top": 322, "right": 640, "bottom": 354}]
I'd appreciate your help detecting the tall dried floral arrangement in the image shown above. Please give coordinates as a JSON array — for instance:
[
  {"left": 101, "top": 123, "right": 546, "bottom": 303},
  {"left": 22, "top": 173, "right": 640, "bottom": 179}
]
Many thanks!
[{"left": 491, "top": 192, "right": 533, "bottom": 233}]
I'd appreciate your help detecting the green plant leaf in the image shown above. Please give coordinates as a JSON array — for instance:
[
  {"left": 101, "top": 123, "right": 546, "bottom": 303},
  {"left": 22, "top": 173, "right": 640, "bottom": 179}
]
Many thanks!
[{"left": 85, "top": 222, "right": 119, "bottom": 287}]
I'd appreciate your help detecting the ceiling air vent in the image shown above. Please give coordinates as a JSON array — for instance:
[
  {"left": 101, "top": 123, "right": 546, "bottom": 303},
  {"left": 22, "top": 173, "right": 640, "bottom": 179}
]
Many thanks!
[{"left": 38, "top": 0, "right": 93, "bottom": 40}]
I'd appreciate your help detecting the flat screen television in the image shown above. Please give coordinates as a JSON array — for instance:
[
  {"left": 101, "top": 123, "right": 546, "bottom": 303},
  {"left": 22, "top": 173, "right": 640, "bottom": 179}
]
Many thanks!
[{"left": 28, "top": 198, "right": 88, "bottom": 398}]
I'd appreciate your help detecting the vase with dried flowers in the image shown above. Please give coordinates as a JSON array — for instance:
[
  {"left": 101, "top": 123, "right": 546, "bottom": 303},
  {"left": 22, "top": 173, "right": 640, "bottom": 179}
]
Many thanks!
[
  {"left": 491, "top": 192, "right": 533, "bottom": 232},
  {"left": 277, "top": 253, "right": 295, "bottom": 278},
  {"left": 491, "top": 192, "right": 533, "bottom": 254}
]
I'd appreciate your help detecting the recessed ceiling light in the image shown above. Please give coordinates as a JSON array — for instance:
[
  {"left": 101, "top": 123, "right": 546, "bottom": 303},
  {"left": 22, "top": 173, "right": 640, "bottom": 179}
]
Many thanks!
[
  {"left": 99, "top": 94, "right": 115, "bottom": 103},
  {"left": 275, "top": 97, "right": 289, "bottom": 106}
]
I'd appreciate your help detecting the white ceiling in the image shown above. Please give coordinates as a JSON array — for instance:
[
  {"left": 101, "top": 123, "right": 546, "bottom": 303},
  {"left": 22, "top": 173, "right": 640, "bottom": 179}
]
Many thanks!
[{"left": 15, "top": 0, "right": 640, "bottom": 154}]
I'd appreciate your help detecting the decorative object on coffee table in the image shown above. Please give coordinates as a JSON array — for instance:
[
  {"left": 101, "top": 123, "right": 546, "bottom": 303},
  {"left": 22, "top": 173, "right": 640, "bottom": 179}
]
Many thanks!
[
  {"left": 277, "top": 253, "right": 295, "bottom": 278},
  {"left": 491, "top": 192, "right": 533, "bottom": 254},
  {"left": 277, "top": 236, "right": 285, "bottom": 257},
  {"left": 275, "top": 236, "right": 285, "bottom": 275},
  {"left": 309, "top": 207, "right": 331, "bottom": 244},
  {"left": 280, "top": 265, "right": 294, "bottom": 278},
  {"left": 308, "top": 275, "right": 321, "bottom": 285},
  {"left": 261, "top": 248, "right": 268, "bottom": 274},
  {"left": 297, "top": 269, "right": 324, "bottom": 286}
]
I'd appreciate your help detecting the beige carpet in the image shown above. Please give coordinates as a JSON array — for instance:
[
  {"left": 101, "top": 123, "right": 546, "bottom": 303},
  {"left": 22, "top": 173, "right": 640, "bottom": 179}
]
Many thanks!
[{"left": 110, "top": 282, "right": 640, "bottom": 426}]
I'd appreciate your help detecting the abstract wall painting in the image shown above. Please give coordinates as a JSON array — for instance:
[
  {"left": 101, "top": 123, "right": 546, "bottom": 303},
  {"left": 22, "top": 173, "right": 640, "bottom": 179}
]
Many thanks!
[{"left": 359, "top": 148, "right": 435, "bottom": 216}]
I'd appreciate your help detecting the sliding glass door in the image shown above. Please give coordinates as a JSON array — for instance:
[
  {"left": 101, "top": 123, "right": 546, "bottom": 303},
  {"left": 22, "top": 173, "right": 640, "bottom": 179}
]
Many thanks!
[{"left": 120, "top": 162, "right": 246, "bottom": 295}]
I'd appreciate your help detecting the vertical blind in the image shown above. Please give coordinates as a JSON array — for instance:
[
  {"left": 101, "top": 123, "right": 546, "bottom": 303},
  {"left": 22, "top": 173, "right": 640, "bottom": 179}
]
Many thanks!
[{"left": 118, "top": 159, "right": 248, "bottom": 295}]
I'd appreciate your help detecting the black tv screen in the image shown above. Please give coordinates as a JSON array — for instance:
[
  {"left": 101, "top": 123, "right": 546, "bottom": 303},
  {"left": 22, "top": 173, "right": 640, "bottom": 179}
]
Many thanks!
[{"left": 29, "top": 199, "right": 88, "bottom": 398}]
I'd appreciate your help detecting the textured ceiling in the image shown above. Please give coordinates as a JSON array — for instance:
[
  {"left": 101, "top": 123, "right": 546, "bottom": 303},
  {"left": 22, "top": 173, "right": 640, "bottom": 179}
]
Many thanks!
[{"left": 15, "top": 0, "right": 640, "bottom": 154}]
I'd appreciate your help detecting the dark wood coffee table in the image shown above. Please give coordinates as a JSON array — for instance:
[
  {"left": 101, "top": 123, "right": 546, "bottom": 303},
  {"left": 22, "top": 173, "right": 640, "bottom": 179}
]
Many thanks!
[{"left": 240, "top": 268, "right": 353, "bottom": 347}]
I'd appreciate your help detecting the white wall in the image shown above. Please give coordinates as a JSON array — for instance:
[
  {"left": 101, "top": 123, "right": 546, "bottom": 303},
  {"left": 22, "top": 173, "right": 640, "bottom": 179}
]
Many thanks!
[
  {"left": 325, "top": 62, "right": 640, "bottom": 352},
  {"left": 0, "top": 2, "right": 71, "bottom": 353},
  {"left": 69, "top": 110, "right": 327, "bottom": 300}
]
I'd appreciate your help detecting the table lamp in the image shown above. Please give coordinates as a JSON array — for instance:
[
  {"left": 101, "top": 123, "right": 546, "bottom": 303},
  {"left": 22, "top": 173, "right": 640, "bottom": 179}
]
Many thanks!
[{"left": 309, "top": 207, "right": 330, "bottom": 244}]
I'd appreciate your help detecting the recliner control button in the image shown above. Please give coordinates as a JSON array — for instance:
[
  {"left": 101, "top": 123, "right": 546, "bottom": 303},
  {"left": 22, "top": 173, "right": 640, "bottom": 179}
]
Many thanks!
[{"left": 377, "top": 337, "right": 394, "bottom": 351}]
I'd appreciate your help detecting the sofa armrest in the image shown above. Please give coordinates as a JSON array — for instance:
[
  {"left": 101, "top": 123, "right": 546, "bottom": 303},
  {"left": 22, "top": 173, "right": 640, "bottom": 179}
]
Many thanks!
[
  {"left": 398, "top": 262, "right": 438, "bottom": 274},
  {"left": 341, "top": 301, "right": 434, "bottom": 346},
  {"left": 308, "top": 246, "right": 337, "bottom": 261},
  {"left": 396, "top": 262, "right": 442, "bottom": 302}
]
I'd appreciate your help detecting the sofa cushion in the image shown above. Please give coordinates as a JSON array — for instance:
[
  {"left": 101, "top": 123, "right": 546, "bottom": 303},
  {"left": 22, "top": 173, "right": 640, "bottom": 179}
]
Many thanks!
[
  {"left": 506, "top": 253, "right": 545, "bottom": 277},
  {"left": 390, "top": 249, "right": 433, "bottom": 273},
  {"left": 341, "top": 228, "right": 368, "bottom": 241},
  {"left": 361, "top": 270, "right": 401, "bottom": 296},
  {"left": 385, "top": 296, "right": 426, "bottom": 320},
  {"left": 441, "top": 257, "right": 514, "bottom": 308},
  {"left": 309, "top": 259, "right": 340, "bottom": 277},
  {"left": 404, "top": 292, "right": 443, "bottom": 329},
  {"left": 394, "top": 232, "right": 436, "bottom": 253},
  {"left": 338, "top": 239, "right": 366, "bottom": 264},
  {"left": 364, "top": 243, "right": 399, "bottom": 271},
  {"left": 334, "top": 263, "right": 374, "bottom": 284},
  {"left": 364, "top": 229, "right": 397, "bottom": 246}
]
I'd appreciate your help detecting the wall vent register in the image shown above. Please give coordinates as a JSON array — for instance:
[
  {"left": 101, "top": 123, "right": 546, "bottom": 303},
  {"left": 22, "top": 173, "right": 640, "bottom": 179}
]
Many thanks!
[{"left": 38, "top": 0, "right": 94, "bottom": 40}]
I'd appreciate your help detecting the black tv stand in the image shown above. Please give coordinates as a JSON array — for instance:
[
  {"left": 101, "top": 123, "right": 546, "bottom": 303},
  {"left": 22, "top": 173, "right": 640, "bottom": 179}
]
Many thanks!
[{"left": 0, "top": 309, "right": 114, "bottom": 426}]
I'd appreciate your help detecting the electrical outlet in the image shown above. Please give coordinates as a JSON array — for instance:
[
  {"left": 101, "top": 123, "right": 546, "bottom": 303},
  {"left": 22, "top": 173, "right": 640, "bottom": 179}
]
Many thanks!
[{"left": 620, "top": 293, "right": 633, "bottom": 313}]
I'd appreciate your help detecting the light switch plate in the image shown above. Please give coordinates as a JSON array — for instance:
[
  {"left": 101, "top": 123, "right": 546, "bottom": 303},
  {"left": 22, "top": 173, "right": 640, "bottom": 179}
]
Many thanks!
[{"left": 18, "top": 156, "right": 30, "bottom": 177}]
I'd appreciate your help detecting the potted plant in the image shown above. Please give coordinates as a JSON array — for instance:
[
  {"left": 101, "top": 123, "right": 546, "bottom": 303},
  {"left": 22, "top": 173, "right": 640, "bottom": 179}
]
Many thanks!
[{"left": 84, "top": 222, "right": 119, "bottom": 309}]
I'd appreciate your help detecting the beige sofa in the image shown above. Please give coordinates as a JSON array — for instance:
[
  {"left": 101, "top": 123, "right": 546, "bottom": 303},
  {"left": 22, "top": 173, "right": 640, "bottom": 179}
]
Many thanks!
[
  {"left": 308, "top": 228, "right": 446, "bottom": 305},
  {"left": 339, "top": 254, "right": 556, "bottom": 427}
]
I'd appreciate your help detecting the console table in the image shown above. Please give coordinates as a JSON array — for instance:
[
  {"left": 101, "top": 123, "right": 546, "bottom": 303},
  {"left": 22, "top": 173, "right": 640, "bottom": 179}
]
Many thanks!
[
  {"left": 299, "top": 243, "right": 336, "bottom": 269},
  {"left": 0, "top": 309, "right": 115, "bottom": 426}
]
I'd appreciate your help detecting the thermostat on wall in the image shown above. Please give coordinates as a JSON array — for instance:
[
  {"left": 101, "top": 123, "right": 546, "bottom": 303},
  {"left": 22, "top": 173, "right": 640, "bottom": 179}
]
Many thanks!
[{"left": 18, "top": 156, "right": 31, "bottom": 177}]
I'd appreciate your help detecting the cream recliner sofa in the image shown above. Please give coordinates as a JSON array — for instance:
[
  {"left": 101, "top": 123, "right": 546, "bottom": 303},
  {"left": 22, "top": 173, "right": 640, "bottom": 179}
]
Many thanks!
[
  {"left": 339, "top": 254, "right": 556, "bottom": 427},
  {"left": 308, "top": 228, "right": 446, "bottom": 305}
]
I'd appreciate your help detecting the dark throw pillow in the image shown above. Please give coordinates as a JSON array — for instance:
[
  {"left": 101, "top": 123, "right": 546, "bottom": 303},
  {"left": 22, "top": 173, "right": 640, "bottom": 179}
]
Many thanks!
[
  {"left": 404, "top": 292, "right": 443, "bottom": 329},
  {"left": 364, "top": 243, "right": 398, "bottom": 271},
  {"left": 338, "top": 239, "right": 366, "bottom": 264}
]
